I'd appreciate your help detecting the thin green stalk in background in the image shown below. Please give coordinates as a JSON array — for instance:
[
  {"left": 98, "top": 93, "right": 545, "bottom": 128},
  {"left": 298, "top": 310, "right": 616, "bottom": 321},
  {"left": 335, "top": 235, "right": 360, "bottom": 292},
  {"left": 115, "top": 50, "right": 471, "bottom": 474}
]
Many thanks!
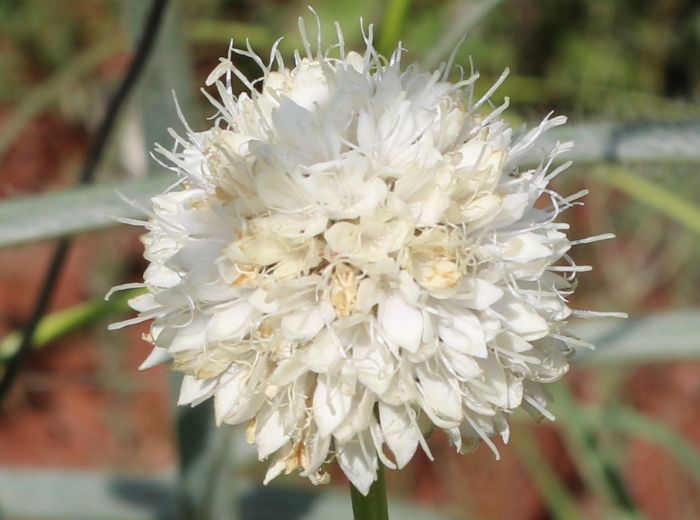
[
  {"left": 377, "top": 0, "right": 411, "bottom": 56},
  {"left": 512, "top": 425, "right": 583, "bottom": 520},
  {"left": 595, "top": 406, "right": 700, "bottom": 486},
  {"left": 548, "top": 384, "right": 642, "bottom": 519},
  {"left": 350, "top": 463, "right": 389, "bottom": 520},
  {"left": 422, "top": 0, "right": 502, "bottom": 69},
  {"left": 187, "top": 20, "right": 273, "bottom": 49},
  {"left": 594, "top": 165, "right": 700, "bottom": 236},
  {"left": 0, "top": 290, "right": 138, "bottom": 365}
]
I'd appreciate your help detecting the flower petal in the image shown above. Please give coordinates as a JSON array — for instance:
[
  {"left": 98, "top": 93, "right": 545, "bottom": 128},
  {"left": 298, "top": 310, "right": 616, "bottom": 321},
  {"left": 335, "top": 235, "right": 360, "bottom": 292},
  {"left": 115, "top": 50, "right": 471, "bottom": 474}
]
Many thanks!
[
  {"left": 493, "top": 296, "right": 549, "bottom": 341},
  {"left": 458, "top": 278, "right": 504, "bottom": 310},
  {"left": 437, "top": 309, "right": 487, "bottom": 358},
  {"left": 336, "top": 434, "right": 378, "bottom": 496},
  {"left": 206, "top": 301, "right": 253, "bottom": 342},
  {"left": 378, "top": 291, "right": 423, "bottom": 352},
  {"left": 178, "top": 375, "right": 217, "bottom": 406},
  {"left": 256, "top": 406, "right": 290, "bottom": 460},
  {"left": 313, "top": 374, "right": 354, "bottom": 437},
  {"left": 416, "top": 364, "right": 463, "bottom": 427},
  {"left": 304, "top": 328, "right": 342, "bottom": 373},
  {"left": 324, "top": 221, "right": 360, "bottom": 255},
  {"left": 378, "top": 403, "right": 420, "bottom": 469},
  {"left": 282, "top": 302, "right": 334, "bottom": 340},
  {"left": 139, "top": 347, "right": 172, "bottom": 370},
  {"left": 503, "top": 233, "right": 552, "bottom": 263}
]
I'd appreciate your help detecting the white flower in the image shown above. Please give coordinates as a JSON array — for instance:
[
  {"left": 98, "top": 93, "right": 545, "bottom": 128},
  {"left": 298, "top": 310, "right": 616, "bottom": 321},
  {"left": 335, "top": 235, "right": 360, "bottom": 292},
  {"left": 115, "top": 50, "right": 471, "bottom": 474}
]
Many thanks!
[{"left": 110, "top": 14, "right": 624, "bottom": 495}]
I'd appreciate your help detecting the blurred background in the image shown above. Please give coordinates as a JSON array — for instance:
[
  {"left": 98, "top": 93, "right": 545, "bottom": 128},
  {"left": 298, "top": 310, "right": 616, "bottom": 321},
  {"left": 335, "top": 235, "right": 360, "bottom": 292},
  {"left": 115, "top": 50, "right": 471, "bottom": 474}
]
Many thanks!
[{"left": 1, "top": 1, "right": 700, "bottom": 519}]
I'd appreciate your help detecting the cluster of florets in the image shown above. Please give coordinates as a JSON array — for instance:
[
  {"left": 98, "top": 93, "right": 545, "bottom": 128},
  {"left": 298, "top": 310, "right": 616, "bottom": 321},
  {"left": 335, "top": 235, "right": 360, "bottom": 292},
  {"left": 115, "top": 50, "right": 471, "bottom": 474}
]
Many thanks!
[{"left": 111, "top": 17, "right": 619, "bottom": 494}]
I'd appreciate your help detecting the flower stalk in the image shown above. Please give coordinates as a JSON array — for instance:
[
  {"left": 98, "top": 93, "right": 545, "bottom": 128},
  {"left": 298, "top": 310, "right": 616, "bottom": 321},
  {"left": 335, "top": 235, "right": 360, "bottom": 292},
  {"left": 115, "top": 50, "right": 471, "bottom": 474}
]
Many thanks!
[{"left": 350, "top": 462, "right": 389, "bottom": 520}]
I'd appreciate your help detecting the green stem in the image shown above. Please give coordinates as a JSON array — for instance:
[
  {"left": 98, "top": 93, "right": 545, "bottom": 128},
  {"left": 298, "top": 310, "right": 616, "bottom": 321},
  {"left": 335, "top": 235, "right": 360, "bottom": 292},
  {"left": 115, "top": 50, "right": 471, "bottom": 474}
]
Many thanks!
[
  {"left": 0, "top": 289, "right": 139, "bottom": 363},
  {"left": 350, "top": 462, "right": 389, "bottom": 520}
]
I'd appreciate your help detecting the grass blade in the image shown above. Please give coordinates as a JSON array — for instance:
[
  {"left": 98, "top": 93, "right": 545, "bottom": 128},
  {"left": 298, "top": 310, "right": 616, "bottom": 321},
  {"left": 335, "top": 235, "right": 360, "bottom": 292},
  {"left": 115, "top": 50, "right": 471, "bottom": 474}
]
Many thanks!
[
  {"left": 593, "top": 165, "right": 700, "bottom": 236},
  {"left": 378, "top": 0, "right": 411, "bottom": 56},
  {"left": 512, "top": 425, "right": 584, "bottom": 520},
  {"left": 0, "top": 290, "right": 138, "bottom": 363},
  {"left": 549, "top": 384, "right": 641, "bottom": 518},
  {"left": 599, "top": 407, "right": 700, "bottom": 486}
]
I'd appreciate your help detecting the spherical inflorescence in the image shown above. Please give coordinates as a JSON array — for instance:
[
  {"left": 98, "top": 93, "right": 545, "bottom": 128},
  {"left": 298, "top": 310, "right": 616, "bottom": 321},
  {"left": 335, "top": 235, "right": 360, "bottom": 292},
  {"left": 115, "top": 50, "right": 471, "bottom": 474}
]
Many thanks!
[{"left": 111, "top": 16, "right": 621, "bottom": 494}]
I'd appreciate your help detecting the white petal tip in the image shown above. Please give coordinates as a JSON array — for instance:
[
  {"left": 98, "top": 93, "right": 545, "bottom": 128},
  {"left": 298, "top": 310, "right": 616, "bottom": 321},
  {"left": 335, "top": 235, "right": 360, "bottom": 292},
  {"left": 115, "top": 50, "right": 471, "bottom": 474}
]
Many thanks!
[{"left": 138, "top": 347, "right": 173, "bottom": 370}]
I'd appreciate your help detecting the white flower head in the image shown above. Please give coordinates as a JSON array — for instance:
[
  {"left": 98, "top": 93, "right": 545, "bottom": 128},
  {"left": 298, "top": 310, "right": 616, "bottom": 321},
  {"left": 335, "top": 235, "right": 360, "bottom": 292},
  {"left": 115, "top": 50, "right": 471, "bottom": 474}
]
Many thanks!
[{"left": 111, "top": 14, "right": 624, "bottom": 494}]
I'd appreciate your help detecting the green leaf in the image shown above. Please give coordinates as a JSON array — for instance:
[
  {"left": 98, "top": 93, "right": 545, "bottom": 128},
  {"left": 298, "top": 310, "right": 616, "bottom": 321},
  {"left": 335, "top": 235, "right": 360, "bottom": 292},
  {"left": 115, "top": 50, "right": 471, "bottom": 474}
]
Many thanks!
[
  {"left": 569, "top": 310, "right": 700, "bottom": 364},
  {"left": 0, "top": 468, "right": 453, "bottom": 520},
  {"left": 530, "top": 121, "right": 700, "bottom": 166},
  {"left": 0, "top": 468, "right": 179, "bottom": 520},
  {"left": 0, "top": 172, "right": 172, "bottom": 249}
]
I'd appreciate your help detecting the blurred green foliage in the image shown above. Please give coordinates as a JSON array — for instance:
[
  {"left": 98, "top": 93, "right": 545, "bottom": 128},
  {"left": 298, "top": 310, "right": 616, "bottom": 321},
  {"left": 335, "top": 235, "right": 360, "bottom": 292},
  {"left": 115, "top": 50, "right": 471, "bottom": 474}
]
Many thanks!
[{"left": 0, "top": 0, "right": 117, "bottom": 100}]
